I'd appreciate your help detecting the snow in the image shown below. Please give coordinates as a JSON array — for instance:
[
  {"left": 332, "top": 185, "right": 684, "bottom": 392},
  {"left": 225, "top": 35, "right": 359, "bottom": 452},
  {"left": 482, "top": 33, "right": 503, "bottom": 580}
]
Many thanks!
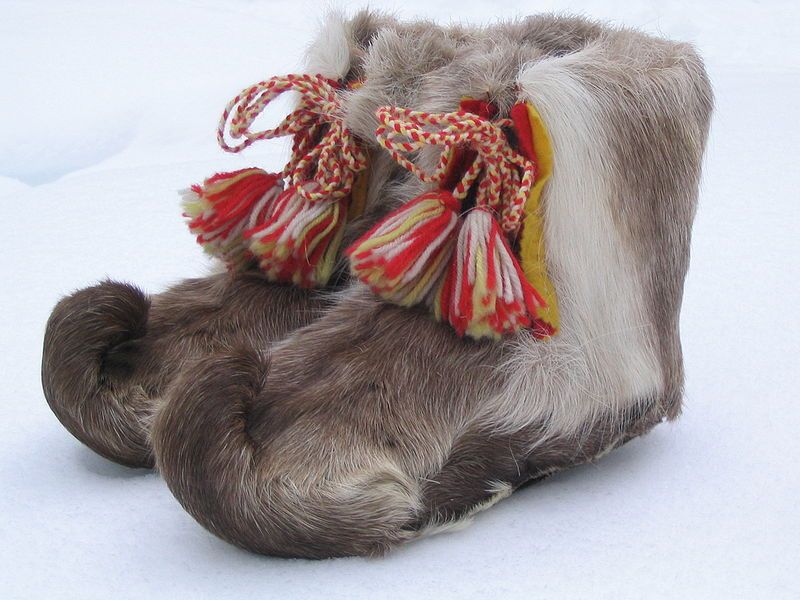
[{"left": 1, "top": 1, "right": 798, "bottom": 598}]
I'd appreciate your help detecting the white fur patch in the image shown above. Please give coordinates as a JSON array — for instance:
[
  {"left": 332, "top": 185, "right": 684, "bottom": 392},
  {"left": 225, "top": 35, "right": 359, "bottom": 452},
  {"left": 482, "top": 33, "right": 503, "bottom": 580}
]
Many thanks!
[
  {"left": 415, "top": 481, "right": 513, "bottom": 539},
  {"left": 304, "top": 12, "right": 353, "bottom": 79},
  {"left": 478, "top": 46, "right": 663, "bottom": 441}
]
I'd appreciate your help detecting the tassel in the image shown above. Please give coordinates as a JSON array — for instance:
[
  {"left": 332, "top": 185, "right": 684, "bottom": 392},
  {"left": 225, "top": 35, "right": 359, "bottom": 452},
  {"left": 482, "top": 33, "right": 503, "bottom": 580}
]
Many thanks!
[
  {"left": 347, "top": 191, "right": 461, "bottom": 306},
  {"left": 435, "top": 208, "right": 547, "bottom": 339},
  {"left": 245, "top": 184, "right": 347, "bottom": 287},
  {"left": 182, "top": 168, "right": 283, "bottom": 268}
]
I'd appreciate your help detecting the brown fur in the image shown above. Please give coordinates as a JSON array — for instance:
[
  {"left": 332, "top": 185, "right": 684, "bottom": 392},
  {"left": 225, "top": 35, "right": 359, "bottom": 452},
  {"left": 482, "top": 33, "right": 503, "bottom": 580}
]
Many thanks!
[
  {"left": 44, "top": 11, "right": 712, "bottom": 558},
  {"left": 42, "top": 273, "right": 324, "bottom": 467},
  {"left": 152, "top": 289, "right": 668, "bottom": 557},
  {"left": 152, "top": 16, "right": 713, "bottom": 558},
  {"left": 40, "top": 10, "right": 410, "bottom": 467}
]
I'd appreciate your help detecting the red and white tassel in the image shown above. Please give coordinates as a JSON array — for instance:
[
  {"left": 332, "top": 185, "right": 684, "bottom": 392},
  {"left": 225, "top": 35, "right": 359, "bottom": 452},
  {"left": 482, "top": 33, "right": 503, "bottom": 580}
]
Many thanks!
[
  {"left": 347, "top": 191, "right": 461, "bottom": 306},
  {"left": 435, "top": 208, "right": 547, "bottom": 339},
  {"left": 182, "top": 168, "right": 283, "bottom": 268},
  {"left": 246, "top": 184, "right": 347, "bottom": 287}
]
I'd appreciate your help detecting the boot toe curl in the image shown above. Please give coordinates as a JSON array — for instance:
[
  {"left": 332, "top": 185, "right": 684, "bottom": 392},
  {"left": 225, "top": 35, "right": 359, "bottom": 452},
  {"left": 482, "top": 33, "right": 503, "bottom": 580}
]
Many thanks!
[
  {"left": 152, "top": 346, "right": 421, "bottom": 559},
  {"left": 42, "top": 280, "right": 153, "bottom": 467}
]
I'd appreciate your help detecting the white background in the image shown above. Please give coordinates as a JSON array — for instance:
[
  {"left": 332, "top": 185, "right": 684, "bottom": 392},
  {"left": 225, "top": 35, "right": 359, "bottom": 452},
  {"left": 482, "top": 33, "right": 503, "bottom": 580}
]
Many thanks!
[{"left": 1, "top": 1, "right": 798, "bottom": 598}]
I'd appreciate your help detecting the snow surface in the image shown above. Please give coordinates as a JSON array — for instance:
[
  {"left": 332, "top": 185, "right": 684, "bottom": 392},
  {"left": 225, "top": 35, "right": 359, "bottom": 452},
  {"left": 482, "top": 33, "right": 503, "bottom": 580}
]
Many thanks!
[{"left": 1, "top": 1, "right": 798, "bottom": 598}]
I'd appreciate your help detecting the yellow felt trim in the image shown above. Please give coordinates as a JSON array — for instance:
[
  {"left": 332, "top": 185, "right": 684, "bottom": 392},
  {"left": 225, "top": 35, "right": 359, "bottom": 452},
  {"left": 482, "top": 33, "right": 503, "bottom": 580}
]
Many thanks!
[{"left": 519, "top": 102, "right": 560, "bottom": 334}]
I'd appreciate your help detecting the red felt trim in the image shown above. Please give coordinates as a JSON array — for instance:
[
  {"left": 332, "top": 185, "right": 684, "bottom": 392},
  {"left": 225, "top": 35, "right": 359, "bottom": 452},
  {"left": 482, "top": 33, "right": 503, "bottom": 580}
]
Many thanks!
[
  {"left": 509, "top": 103, "right": 538, "bottom": 164},
  {"left": 460, "top": 98, "right": 498, "bottom": 120}
]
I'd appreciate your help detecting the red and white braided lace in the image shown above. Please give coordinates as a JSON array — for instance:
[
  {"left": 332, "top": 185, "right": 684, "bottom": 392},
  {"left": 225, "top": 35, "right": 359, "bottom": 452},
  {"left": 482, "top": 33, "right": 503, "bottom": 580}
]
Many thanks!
[
  {"left": 348, "top": 101, "right": 549, "bottom": 339},
  {"left": 218, "top": 73, "right": 367, "bottom": 201},
  {"left": 374, "top": 105, "right": 535, "bottom": 232},
  {"left": 184, "top": 73, "right": 369, "bottom": 285}
]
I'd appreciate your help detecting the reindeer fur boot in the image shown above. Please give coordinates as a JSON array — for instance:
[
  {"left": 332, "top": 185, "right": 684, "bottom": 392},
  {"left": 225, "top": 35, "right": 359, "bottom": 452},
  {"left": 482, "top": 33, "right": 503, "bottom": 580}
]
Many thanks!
[
  {"left": 41, "top": 11, "right": 465, "bottom": 468},
  {"left": 152, "top": 15, "right": 712, "bottom": 558}
]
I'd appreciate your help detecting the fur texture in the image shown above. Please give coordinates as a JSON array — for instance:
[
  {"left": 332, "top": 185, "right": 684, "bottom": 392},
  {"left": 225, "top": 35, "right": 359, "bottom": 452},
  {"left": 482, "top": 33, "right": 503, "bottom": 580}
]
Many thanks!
[
  {"left": 42, "top": 275, "right": 324, "bottom": 467},
  {"left": 151, "top": 15, "right": 713, "bottom": 558},
  {"left": 41, "top": 10, "right": 402, "bottom": 467}
]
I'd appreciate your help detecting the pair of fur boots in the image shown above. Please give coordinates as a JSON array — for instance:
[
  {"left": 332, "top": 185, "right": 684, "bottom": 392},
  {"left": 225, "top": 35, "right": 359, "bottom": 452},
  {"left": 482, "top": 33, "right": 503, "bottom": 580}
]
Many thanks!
[{"left": 42, "top": 11, "right": 712, "bottom": 558}]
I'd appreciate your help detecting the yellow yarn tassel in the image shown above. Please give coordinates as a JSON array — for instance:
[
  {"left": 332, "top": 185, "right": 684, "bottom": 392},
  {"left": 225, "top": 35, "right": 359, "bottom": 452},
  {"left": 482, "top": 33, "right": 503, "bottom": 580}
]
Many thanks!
[
  {"left": 246, "top": 185, "right": 347, "bottom": 287},
  {"left": 182, "top": 168, "right": 283, "bottom": 269},
  {"left": 347, "top": 191, "right": 461, "bottom": 306}
]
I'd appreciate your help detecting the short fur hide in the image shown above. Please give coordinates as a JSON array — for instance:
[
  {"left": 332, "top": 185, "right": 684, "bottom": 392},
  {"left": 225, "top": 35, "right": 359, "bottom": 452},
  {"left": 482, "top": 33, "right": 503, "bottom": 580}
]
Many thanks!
[
  {"left": 42, "top": 11, "right": 713, "bottom": 559},
  {"left": 150, "top": 14, "right": 713, "bottom": 558}
]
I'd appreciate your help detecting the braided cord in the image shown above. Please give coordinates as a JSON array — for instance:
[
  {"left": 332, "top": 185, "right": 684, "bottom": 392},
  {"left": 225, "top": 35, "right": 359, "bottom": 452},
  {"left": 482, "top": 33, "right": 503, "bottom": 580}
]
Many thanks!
[
  {"left": 375, "top": 106, "right": 536, "bottom": 232},
  {"left": 217, "top": 73, "right": 367, "bottom": 203}
]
